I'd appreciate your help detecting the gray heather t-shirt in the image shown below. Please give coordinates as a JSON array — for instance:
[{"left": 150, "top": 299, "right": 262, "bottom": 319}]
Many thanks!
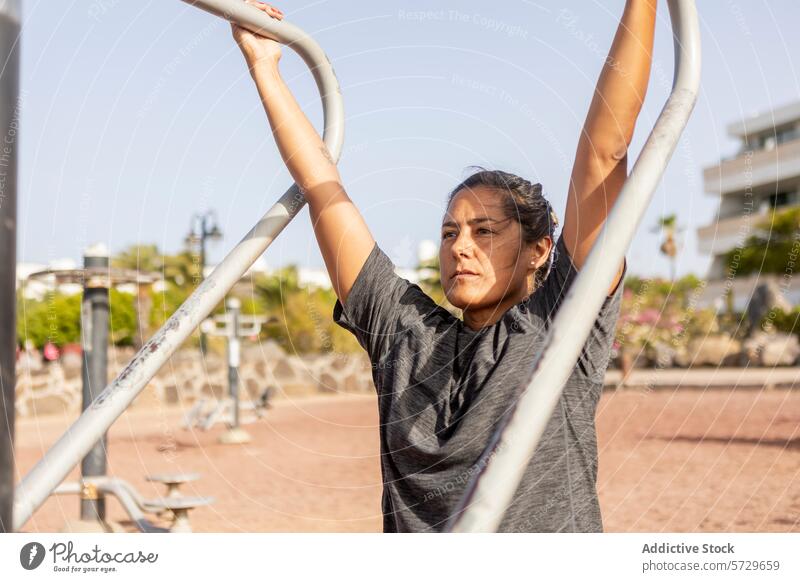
[{"left": 333, "top": 233, "right": 626, "bottom": 532}]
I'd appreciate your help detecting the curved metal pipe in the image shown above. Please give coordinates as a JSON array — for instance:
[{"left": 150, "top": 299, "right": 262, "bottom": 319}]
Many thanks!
[
  {"left": 13, "top": 0, "right": 344, "bottom": 530},
  {"left": 53, "top": 478, "right": 169, "bottom": 533},
  {"left": 447, "top": 0, "right": 702, "bottom": 532}
]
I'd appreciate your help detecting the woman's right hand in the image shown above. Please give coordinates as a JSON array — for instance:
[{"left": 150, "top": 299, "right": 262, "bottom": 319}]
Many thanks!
[{"left": 231, "top": 0, "right": 285, "bottom": 69}]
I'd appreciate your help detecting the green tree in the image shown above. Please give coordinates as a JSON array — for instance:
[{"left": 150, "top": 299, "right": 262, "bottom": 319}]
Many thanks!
[
  {"left": 113, "top": 244, "right": 199, "bottom": 287},
  {"left": 111, "top": 244, "right": 164, "bottom": 274},
  {"left": 770, "top": 307, "right": 800, "bottom": 338},
  {"left": 149, "top": 282, "right": 191, "bottom": 329},
  {"left": 253, "top": 266, "right": 301, "bottom": 310},
  {"left": 724, "top": 206, "right": 800, "bottom": 277},
  {"left": 17, "top": 290, "right": 138, "bottom": 349},
  {"left": 259, "top": 285, "right": 359, "bottom": 354},
  {"left": 17, "top": 292, "right": 79, "bottom": 348},
  {"left": 163, "top": 250, "right": 201, "bottom": 288},
  {"left": 108, "top": 288, "right": 138, "bottom": 346}
]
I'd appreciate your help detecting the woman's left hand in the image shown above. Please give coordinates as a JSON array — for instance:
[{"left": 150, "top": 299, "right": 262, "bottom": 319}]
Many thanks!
[{"left": 231, "top": 0, "right": 285, "bottom": 68}]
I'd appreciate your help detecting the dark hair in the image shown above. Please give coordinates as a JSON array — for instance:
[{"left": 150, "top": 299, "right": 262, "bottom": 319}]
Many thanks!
[{"left": 446, "top": 167, "right": 559, "bottom": 290}]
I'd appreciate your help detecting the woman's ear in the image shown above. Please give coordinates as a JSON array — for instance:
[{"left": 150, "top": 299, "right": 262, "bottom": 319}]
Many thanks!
[{"left": 529, "top": 237, "right": 553, "bottom": 270}]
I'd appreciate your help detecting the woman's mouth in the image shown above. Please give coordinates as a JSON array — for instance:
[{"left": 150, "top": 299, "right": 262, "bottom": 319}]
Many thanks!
[{"left": 452, "top": 271, "right": 479, "bottom": 281}]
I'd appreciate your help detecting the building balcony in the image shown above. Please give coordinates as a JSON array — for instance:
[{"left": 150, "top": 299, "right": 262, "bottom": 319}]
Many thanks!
[
  {"left": 696, "top": 209, "right": 771, "bottom": 255},
  {"left": 703, "top": 138, "right": 800, "bottom": 197}
]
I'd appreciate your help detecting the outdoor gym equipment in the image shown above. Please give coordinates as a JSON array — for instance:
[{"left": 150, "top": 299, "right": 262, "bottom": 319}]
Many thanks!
[
  {"left": 23, "top": 244, "right": 160, "bottom": 527},
  {"left": 23, "top": 246, "right": 212, "bottom": 533},
  {"left": 53, "top": 475, "right": 213, "bottom": 533},
  {"left": 11, "top": 0, "right": 344, "bottom": 531},
  {"left": 183, "top": 297, "right": 274, "bottom": 442},
  {"left": 5, "top": 0, "right": 700, "bottom": 533}
]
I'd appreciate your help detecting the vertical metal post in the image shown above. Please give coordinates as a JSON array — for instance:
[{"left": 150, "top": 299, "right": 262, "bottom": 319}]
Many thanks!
[
  {"left": 0, "top": 0, "right": 20, "bottom": 533},
  {"left": 227, "top": 298, "right": 241, "bottom": 430},
  {"left": 219, "top": 297, "right": 250, "bottom": 444},
  {"left": 191, "top": 212, "right": 221, "bottom": 356},
  {"left": 198, "top": 222, "right": 208, "bottom": 355},
  {"left": 80, "top": 244, "right": 110, "bottom": 522}
]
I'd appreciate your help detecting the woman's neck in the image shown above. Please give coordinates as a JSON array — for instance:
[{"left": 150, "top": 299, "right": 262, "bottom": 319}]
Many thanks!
[{"left": 461, "top": 286, "right": 530, "bottom": 331}]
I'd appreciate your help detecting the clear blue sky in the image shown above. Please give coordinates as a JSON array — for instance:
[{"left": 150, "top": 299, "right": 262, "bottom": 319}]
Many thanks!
[{"left": 16, "top": 0, "right": 800, "bottom": 278}]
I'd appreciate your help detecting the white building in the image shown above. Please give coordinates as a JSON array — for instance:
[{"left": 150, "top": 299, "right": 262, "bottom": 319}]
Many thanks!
[
  {"left": 697, "top": 101, "right": 800, "bottom": 310},
  {"left": 290, "top": 239, "right": 439, "bottom": 290},
  {"left": 18, "top": 239, "right": 443, "bottom": 299}
]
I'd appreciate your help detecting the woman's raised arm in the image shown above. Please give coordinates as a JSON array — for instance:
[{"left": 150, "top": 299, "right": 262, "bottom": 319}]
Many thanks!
[
  {"left": 232, "top": 1, "right": 375, "bottom": 304},
  {"left": 562, "top": 0, "right": 657, "bottom": 295}
]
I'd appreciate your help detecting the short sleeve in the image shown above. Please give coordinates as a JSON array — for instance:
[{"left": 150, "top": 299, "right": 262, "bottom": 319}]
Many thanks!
[
  {"left": 333, "top": 242, "right": 441, "bottom": 364},
  {"left": 527, "top": 233, "right": 627, "bottom": 384}
]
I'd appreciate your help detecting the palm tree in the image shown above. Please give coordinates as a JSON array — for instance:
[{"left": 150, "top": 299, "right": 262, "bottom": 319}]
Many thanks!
[
  {"left": 253, "top": 265, "right": 301, "bottom": 310},
  {"left": 652, "top": 214, "right": 681, "bottom": 281},
  {"left": 112, "top": 244, "right": 200, "bottom": 347},
  {"left": 111, "top": 244, "right": 163, "bottom": 273}
]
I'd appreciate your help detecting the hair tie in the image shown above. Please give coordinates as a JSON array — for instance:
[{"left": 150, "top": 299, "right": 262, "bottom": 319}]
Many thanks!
[{"left": 545, "top": 200, "right": 558, "bottom": 233}]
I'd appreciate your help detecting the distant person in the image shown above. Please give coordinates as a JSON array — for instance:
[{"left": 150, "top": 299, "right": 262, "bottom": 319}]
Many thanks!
[{"left": 43, "top": 342, "right": 60, "bottom": 363}]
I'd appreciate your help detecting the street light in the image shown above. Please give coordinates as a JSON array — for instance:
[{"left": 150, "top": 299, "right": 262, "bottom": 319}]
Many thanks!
[{"left": 185, "top": 210, "right": 223, "bottom": 354}]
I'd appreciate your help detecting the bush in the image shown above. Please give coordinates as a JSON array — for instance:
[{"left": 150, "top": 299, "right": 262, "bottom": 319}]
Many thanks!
[
  {"left": 615, "top": 273, "right": 719, "bottom": 358},
  {"left": 17, "top": 292, "right": 81, "bottom": 348},
  {"left": 261, "top": 287, "right": 360, "bottom": 354},
  {"left": 109, "top": 289, "right": 138, "bottom": 346},
  {"left": 769, "top": 307, "right": 800, "bottom": 337},
  {"left": 149, "top": 282, "right": 191, "bottom": 329},
  {"left": 17, "top": 289, "right": 138, "bottom": 349},
  {"left": 724, "top": 207, "right": 800, "bottom": 277}
]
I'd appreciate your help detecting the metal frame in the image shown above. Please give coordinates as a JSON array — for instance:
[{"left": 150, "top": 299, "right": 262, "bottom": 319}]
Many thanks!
[
  {"left": 0, "top": 0, "right": 20, "bottom": 534},
  {"left": 54, "top": 476, "right": 212, "bottom": 533},
  {"left": 12, "top": 0, "right": 344, "bottom": 531},
  {"left": 54, "top": 479, "right": 169, "bottom": 533},
  {"left": 446, "top": 0, "right": 701, "bottom": 532},
  {"left": 12, "top": 0, "right": 700, "bottom": 533}
]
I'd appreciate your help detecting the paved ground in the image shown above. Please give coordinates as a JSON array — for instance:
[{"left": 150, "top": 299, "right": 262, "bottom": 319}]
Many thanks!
[
  {"left": 605, "top": 366, "right": 800, "bottom": 390},
  {"left": 597, "top": 386, "right": 799, "bottom": 532},
  {"left": 13, "top": 383, "right": 800, "bottom": 533}
]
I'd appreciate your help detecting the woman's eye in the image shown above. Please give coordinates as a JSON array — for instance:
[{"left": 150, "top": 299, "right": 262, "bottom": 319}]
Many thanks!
[
  {"left": 442, "top": 231, "right": 455, "bottom": 239},
  {"left": 477, "top": 228, "right": 493, "bottom": 235}
]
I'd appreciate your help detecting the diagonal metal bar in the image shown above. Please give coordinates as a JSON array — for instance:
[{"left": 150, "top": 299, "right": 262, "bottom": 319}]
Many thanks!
[
  {"left": 447, "top": 0, "right": 702, "bottom": 532},
  {"left": 12, "top": 0, "right": 344, "bottom": 531}
]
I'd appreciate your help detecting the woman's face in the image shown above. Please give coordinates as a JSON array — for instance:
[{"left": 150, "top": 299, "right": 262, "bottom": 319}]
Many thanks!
[{"left": 440, "top": 186, "right": 542, "bottom": 312}]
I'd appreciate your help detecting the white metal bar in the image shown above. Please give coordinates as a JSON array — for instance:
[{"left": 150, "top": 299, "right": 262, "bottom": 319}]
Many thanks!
[
  {"left": 447, "top": 0, "right": 701, "bottom": 532},
  {"left": 12, "top": 0, "right": 344, "bottom": 531}
]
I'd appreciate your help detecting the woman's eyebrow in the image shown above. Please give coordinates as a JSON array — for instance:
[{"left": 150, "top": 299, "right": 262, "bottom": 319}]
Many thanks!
[{"left": 441, "top": 217, "right": 505, "bottom": 229}]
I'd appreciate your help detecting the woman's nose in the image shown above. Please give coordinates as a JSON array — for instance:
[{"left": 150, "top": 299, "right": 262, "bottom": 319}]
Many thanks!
[{"left": 452, "top": 230, "right": 474, "bottom": 257}]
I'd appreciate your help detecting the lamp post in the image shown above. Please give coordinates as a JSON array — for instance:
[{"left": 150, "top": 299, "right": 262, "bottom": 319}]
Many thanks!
[{"left": 185, "top": 211, "right": 222, "bottom": 354}]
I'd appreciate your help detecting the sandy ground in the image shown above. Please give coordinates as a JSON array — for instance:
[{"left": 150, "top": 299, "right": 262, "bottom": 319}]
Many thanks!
[{"left": 13, "top": 387, "right": 800, "bottom": 533}]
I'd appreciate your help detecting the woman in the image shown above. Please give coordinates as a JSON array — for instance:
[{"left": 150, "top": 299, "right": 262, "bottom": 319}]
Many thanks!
[{"left": 233, "top": 0, "right": 655, "bottom": 532}]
